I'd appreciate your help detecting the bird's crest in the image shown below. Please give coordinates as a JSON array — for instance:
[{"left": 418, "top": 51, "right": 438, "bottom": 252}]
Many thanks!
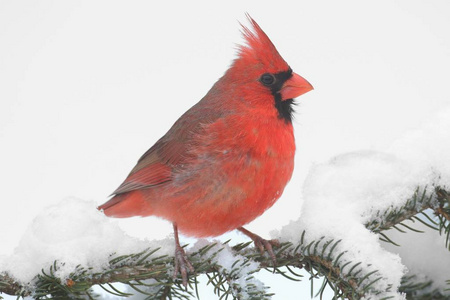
[{"left": 234, "top": 15, "right": 290, "bottom": 73}]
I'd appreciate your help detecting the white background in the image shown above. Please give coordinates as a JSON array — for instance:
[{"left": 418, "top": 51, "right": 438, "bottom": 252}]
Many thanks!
[{"left": 1, "top": 1, "right": 449, "bottom": 299}]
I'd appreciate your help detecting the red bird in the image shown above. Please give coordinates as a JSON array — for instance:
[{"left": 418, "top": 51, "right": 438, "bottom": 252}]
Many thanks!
[{"left": 98, "top": 16, "right": 313, "bottom": 285}]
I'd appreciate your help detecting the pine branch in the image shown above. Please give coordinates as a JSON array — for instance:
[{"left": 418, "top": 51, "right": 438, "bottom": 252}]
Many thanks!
[
  {"left": 0, "top": 273, "right": 24, "bottom": 297},
  {"left": 1, "top": 187, "right": 449, "bottom": 299},
  {"left": 365, "top": 186, "right": 447, "bottom": 233}
]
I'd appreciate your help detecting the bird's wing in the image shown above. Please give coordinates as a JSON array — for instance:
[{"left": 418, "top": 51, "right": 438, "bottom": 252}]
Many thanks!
[{"left": 112, "top": 103, "right": 224, "bottom": 195}]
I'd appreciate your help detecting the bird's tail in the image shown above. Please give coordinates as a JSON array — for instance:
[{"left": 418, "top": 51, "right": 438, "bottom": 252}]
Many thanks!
[{"left": 97, "top": 190, "right": 151, "bottom": 218}]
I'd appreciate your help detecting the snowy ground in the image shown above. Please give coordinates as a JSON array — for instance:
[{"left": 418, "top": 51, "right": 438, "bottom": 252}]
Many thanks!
[{"left": 1, "top": 1, "right": 450, "bottom": 299}]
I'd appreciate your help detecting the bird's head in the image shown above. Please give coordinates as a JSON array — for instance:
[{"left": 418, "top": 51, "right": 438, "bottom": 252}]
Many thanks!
[{"left": 224, "top": 15, "right": 313, "bottom": 122}]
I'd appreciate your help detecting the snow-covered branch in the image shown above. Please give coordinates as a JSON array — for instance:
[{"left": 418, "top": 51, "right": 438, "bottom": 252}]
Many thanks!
[{"left": 1, "top": 187, "right": 448, "bottom": 299}]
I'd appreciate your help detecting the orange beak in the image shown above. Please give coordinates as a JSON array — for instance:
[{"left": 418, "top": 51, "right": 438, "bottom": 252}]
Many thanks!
[{"left": 280, "top": 72, "right": 314, "bottom": 100}]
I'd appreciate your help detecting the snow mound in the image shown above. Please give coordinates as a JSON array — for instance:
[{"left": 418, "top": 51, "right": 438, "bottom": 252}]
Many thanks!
[
  {"left": 275, "top": 107, "right": 450, "bottom": 299},
  {"left": 277, "top": 151, "right": 410, "bottom": 299},
  {"left": 389, "top": 107, "right": 450, "bottom": 186},
  {"left": 0, "top": 198, "right": 172, "bottom": 283},
  {"left": 383, "top": 220, "right": 450, "bottom": 295}
]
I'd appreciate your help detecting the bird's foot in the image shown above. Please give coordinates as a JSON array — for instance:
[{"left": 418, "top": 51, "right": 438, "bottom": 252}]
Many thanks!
[
  {"left": 172, "top": 223, "right": 194, "bottom": 287},
  {"left": 173, "top": 243, "right": 195, "bottom": 287},
  {"left": 237, "top": 227, "right": 280, "bottom": 267}
]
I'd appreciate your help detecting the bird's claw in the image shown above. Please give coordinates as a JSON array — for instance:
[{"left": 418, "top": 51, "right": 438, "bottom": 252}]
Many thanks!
[
  {"left": 253, "top": 237, "right": 280, "bottom": 266},
  {"left": 238, "top": 227, "right": 280, "bottom": 267},
  {"left": 173, "top": 244, "right": 195, "bottom": 287}
]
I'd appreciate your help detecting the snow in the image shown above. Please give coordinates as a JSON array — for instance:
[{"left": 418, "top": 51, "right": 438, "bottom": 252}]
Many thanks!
[
  {"left": 0, "top": 200, "right": 265, "bottom": 298},
  {"left": 388, "top": 107, "right": 450, "bottom": 186},
  {"left": 190, "top": 239, "right": 266, "bottom": 298},
  {"left": 276, "top": 152, "right": 410, "bottom": 299},
  {"left": 0, "top": 198, "right": 173, "bottom": 284},
  {"left": 274, "top": 107, "right": 450, "bottom": 299},
  {"left": 382, "top": 220, "right": 450, "bottom": 295}
]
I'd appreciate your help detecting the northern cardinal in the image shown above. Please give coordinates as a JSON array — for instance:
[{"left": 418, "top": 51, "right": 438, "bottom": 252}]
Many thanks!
[{"left": 98, "top": 16, "right": 313, "bottom": 286}]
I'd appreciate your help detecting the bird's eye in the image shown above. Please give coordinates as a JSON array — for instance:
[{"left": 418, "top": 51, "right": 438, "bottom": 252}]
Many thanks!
[{"left": 260, "top": 73, "right": 276, "bottom": 86}]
